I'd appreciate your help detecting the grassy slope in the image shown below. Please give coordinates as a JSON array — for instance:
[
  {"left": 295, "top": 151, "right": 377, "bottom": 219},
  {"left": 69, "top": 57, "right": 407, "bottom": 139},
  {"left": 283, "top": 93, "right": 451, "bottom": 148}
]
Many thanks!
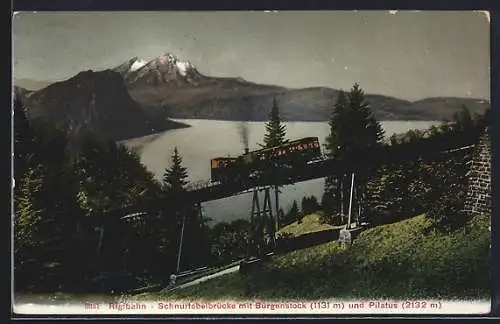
[
  {"left": 277, "top": 213, "right": 338, "bottom": 237},
  {"left": 136, "top": 213, "right": 491, "bottom": 301}
]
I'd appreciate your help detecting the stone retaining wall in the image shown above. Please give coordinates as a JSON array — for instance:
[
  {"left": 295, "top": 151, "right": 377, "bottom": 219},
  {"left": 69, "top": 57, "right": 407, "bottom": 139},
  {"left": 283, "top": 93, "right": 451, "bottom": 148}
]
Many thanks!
[{"left": 464, "top": 128, "right": 492, "bottom": 215}]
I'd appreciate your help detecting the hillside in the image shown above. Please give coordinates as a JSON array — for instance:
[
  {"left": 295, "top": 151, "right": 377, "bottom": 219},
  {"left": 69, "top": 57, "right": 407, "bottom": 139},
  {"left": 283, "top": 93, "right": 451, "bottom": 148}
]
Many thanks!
[
  {"left": 389, "top": 97, "right": 491, "bottom": 121},
  {"left": 140, "top": 213, "right": 490, "bottom": 301},
  {"left": 20, "top": 69, "right": 190, "bottom": 144},
  {"left": 278, "top": 213, "right": 338, "bottom": 237}
]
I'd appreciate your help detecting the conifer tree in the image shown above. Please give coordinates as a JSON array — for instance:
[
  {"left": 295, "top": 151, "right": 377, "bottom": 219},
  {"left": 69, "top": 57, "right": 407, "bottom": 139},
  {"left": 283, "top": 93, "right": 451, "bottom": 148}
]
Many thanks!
[
  {"left": 262, "top": 98, "right": 287, "bottom": 148},
  {"left": 261, "top": 98, "right": 288, "bottom": 230},
  {"left": 287, "top": 200, "right": 299, "bottom": 224},
  {"left": 161, "top": 147, "right": 192, "bottom": 273},
  {"left": 323, "top": 91, "right": 348, "bottom": 221},
  {"left": 162, "top": 147, "right": 189, "bottom": 194},
  {"left": 323, "top": 84, "right": 385, "bottom": 224},
  {"left": 325, "top": 90, "right": 348, "bottom": 159}
]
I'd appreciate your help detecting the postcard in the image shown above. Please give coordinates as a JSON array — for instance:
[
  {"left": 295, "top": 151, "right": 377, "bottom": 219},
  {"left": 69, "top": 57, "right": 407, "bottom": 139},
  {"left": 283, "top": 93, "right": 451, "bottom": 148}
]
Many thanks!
[{"left": 11, "top": 10, "right": 492, "bottom": 316}]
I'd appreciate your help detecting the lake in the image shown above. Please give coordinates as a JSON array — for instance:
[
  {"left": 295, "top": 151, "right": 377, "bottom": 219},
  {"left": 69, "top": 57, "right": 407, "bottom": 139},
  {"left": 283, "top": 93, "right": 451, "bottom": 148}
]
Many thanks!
[{"left": 122, "top": 119, "right": 440, "bottom": 224}]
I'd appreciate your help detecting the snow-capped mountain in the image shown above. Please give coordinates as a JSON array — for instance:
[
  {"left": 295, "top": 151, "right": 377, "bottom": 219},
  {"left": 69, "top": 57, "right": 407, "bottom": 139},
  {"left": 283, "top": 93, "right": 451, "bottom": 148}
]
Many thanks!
[
  {"left": 110, "top": 52, "right": 489, "bottom": 122},
  {"left": 114, "top": 53, "right": 203, "bottom": 86}
]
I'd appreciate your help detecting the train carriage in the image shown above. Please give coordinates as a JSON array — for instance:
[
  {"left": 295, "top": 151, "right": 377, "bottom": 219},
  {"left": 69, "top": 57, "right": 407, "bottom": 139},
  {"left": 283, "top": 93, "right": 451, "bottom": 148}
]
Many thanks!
[
  {"left": 210, "top": 157, "right": 238, "bottom": 184},
  {"left": 210, "top": 137, "right": 322, "bottom": 184}
]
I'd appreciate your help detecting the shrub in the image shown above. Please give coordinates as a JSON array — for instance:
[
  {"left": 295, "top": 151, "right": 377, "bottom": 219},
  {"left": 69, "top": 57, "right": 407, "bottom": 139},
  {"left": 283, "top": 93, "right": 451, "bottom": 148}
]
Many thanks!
[{"left": 426, "top": 182, "right": 470, "bottom": 232}]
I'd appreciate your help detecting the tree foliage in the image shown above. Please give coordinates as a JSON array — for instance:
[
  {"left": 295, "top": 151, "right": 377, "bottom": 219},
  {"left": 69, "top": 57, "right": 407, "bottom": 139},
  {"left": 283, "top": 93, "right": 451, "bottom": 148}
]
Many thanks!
[
  {"left": 278, "top": 200, "right": 300, "bottom": 227},
  {"left": 322, "top": 83, "right": 384, "bottom": 225},
  {"left": 162, "top": 147, "right": 189, "bottom": 194},
  {"left": 301, "top": 195, "right": 320, "bottom": 215},
  {"left": 13, "top": 98, "right": 211, "bottom": 292},
  {"left": 363, "top": 105, "right": 488, "bottom": 231},
  {"left": 209, "top": 219, "right": 251, "bottom": 265},
  {"left": 261, "top": 97, "right": 288, "bottom": 230},
  {"left": 262, "top": 98, "right": 287, "bottom": 148},
  {"left": 325, "top": 84, "right": 385, "bottom": 159}
]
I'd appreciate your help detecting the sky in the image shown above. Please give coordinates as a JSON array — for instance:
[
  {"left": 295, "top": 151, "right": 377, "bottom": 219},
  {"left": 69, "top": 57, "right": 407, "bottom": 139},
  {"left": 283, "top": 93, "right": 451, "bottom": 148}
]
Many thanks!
[{"left": 12, "top": 11, "right": 490, "bottom": 101}]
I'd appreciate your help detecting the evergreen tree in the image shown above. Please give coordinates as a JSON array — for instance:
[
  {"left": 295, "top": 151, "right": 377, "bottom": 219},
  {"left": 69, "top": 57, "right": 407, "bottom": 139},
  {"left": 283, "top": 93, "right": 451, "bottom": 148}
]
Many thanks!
[
  {"left": 262, "top": 98, "right": 287, "bottom": 148},
  {"left": 75, "top": 139, "right": 162, "bottom": 215},
  {"left": 323, "top": 84, "right": 385, "bottom": 224},
  {"left": 16, "top": 166, "right": 46, "bottom": 248},
  {"left": 345, "top": 83, "right": 385, "bottom": 154},
  {"left": 325, "top": 90, "right": 348, "bottom": 158},
  {"left": 261, "top": 98, "right": 287, "bottom": 229},
  {"left": 287, "top": 200, "right": 300, "bottom": 224},
  {"left": 323, "top": 91, "right": 348, "bottom": 222},
  {"left": 162, "top": 147, "right": 189, "bottom": 194},
  {"left": 160, "top": 147, "right": 200, "bottom": 273},
  {"left": 14, "top": 124, "right": 84, "bottom": 291}
]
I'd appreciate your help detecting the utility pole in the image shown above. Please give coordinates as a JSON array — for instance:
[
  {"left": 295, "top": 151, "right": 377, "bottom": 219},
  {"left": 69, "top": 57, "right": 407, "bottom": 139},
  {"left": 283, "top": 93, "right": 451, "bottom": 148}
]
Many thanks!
[
  {"left": 274, "top": 185, "right": 280, "bottom": 230},
  {"left": 347, "top": 173, "right": 355, "bottom": 229},
  {"left": 176, "top": 211, "right": 186, "bottom": 274}
]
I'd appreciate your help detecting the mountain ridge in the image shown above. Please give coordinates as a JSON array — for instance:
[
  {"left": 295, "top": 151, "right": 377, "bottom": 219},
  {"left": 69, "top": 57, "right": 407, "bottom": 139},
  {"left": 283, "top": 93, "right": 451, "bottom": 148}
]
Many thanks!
[
  {"left": 112, "top": 53, "right": 489, "bottom": 122},
  {"left": 20, "top": 69, "right": 190, "bottom": 146}
]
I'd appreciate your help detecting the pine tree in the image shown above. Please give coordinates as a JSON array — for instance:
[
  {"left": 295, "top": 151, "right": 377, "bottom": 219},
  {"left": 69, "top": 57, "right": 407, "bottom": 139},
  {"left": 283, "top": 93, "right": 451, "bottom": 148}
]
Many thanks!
[
  {"left": 160, "top": 147, "right": 192, "bottom": 273},
  {"left": 323, "top": 91, "right": 348, "bottom": 220},
  {"left": 262, "top": 98, "right": 287, "bottom": 148},
  {"left": 287, "top": 200, "right": 300, "bottom": 224},
  {"left": 261, "top": 98, "right": 287, "bottom": 229},
  {"left": 16, "top": 166, "right": 46, "bottom": 248},
  {"left": 325, "top": 90, "right": 348, "bottom": 159},
  {"left": 323, "top": 84, "right": 385, "bottom": 224},
  {"left": 345, "top": 83, "right": 385, "bottom": 153},
  {"left": 162, "top": 147, "right": 189, "bottom": 194}
]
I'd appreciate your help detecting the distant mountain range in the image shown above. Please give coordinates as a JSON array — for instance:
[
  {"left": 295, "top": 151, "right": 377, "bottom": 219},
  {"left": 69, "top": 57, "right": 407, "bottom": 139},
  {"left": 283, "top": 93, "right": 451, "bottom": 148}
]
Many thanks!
[
  {"left": 14, "top": 52, "right": 490, "bottom": 142},
  {"left": 113, "top": 53, "right": 490, "bottom": 122}
]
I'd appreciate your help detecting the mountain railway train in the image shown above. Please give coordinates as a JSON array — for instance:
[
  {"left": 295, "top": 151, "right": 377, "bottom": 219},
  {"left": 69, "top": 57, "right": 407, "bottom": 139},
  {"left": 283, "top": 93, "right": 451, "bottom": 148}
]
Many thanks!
[{"left": 210, "top": 137, "right": 323, "bottom": 184}]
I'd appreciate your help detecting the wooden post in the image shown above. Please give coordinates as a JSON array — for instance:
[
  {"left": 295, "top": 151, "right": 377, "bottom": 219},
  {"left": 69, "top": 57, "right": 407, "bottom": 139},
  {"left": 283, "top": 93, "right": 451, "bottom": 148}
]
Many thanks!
[
  {"left": 274, "top": 185, "right": 280, "bottom": 230},
  {"left": 347, "top": 173, "right": 355, "bottom": 229},
  {"left": 176, "top": 211, "right": 186, "bottom": 274}
]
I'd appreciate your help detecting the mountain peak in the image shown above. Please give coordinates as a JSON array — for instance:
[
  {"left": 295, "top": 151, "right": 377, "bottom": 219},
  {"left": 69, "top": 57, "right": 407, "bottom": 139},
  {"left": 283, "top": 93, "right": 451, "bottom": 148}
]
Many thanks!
[
  {"left": 115, "top": 52, "right": 200, "bottom": 86},
  {"left": 130, "top": 57, "right": 148, "bottom": 72},
  {"left": 153, "top": 52, "right": 197, "bottom": 76}
]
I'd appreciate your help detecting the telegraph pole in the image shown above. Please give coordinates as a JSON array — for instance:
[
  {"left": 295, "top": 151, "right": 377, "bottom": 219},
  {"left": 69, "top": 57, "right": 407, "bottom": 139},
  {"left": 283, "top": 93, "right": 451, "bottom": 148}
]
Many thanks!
[
  {"left": 274, "top": 185, "right": 280, "bottom": 230},
  {"left": 347, "top": 173, "right": 355, "bottom": 229},
  {"left": 176, "top": 211, "right": 186, "bottom": 274}
]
